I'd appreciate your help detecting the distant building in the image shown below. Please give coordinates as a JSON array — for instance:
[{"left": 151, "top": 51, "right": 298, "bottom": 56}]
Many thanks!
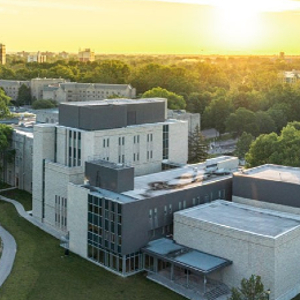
[
  {"left": 34, "top": 108, "right": 58, "bottom": 124},
  {"left": 30, "top": 78, "right": 67, "bottom": 100},
  {"left": 58, "top": 51, "right": 69, "bottom": 60},
  {"left": 43, "top": 82, "right": 136, "bottom": 102},
  {"left": 78, "top": 48, "right": 95, "bottom": 62},
  {"left": 0, "top": 44, "right": 6, "bottom": 65},
  {"left": 0, "top": 78, "right": 136, "bottom": 101},
  {"left": 0, "top": 80, "right": 30, "bottom": 100},
  {"left": 279, "top": 51, "right": 285, "bottom": 60},
  {"left": 27, "top": 52, "right": 47, "bottom": 63},
  {"left": 167, "top": 110, "right": 200, "bottom": 134},
  {"left": 278, "top": 70, "right": 300, "bottom": 84}
]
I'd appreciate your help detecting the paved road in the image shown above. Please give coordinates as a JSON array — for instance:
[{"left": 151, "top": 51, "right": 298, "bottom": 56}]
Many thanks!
[{"left": 0, "top": 226, "right": 16, "bottom": 286}]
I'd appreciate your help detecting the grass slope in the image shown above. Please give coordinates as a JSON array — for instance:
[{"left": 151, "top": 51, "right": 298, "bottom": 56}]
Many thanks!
[{"left": 0, "top": 199, "right": 184, "bottom": 300}]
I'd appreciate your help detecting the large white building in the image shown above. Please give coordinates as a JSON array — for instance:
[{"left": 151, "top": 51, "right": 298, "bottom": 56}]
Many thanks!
[
  {"left": 32, "top": 98, "right": 188, "bottom": 233},
  {"left": 173, "top": 200, "right": 300, "bottom": 300}
]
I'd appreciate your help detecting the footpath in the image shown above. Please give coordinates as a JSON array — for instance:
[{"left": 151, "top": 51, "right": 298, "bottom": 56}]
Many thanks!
[{"left": 0, "top": 187, "right": 62, "bottom": 287}]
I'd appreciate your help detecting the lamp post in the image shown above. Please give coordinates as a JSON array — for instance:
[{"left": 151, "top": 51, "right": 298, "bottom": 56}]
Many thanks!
[{"left": 266, "top": 289, "right": 271, "bottom": 300}]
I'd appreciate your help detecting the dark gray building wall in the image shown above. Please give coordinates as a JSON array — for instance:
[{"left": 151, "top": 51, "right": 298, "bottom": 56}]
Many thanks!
[
  {"left": 79, "top": 105, "right": 127, "bottom": 130},
  {"left": 121, "top": 177, "right": 232, "bottom": 255},
  {"left": 85, "top": 161, "right": 134, "bottom": 193},
  {"left": 59, "top": 101, "right": 166, "bottom": 130},
  {"left": 126, "top": 102, "right": 165, "bottom": 125},
  {"left": 233, "top": 174, "right": 300, "bottom": 208},
  {"left": 59, "top": 104, "right": 80, "bottom": 128}
]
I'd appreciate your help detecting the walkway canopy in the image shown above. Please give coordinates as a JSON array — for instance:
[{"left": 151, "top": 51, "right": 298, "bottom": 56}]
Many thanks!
[{"left": 142, "top": 238, "right": 232, "bottom": 275}]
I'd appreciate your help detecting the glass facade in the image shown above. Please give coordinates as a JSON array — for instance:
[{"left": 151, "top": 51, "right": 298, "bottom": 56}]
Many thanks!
[{"left": 87, "top": 194, "right": 142, "bottom": 275}]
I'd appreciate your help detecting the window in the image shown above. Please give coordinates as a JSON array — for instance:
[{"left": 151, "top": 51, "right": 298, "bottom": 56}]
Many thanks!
[
  {"left": 149, "top": 209, "right": 152, "bottom": 219},
  {"left": 169, "top": 204, "right": 172, "bottom": 214},
  {"left": 163, "top": 125, "right": 169, "bottom": 160},
  {"left": 179, "top": 202, "right": 182, "bottom": 210},
  {"left": 183, "top": 200, "right": 186, "bottom": 209}
]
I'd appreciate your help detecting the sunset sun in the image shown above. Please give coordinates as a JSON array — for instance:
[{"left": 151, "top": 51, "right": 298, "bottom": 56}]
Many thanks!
[{"left": 213, "top": 0, "right": 262, "bottom": 48}]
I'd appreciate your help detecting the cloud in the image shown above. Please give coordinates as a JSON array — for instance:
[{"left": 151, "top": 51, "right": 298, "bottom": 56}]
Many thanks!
[
  {"left": 0, "top": 0, "right": 103, "bottom": 12},
  {"left": 139, "top": 0, "right": 300, "bottom": 12},
  {"left": 0, "top": 6, "right": 18, "bottom": 14}
]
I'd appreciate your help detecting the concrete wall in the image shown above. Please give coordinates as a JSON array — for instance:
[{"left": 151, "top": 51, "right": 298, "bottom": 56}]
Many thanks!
[
  {"left": 1, "top": 129, "right": 33, "bottom": 193},
  {"left": 32, "top": 125, "right": 55, "bottom": 220},
  {"left": 174, "top": 205, "right": 300, "bottom": 300},
  {"left": 275, "top": 228, "right": 300, "bottom": 300},
  {"left": 0, "top": 80, "right": 30, "bottom": 100},
  {"left": 44, "top": 162, "right": 84, "bottom": 230},
  {"left": 68, "top": 183, "right": 89, "bottom": 258},
  {"left": 174, "top": 211, "right": 276, "bottom": 298}
]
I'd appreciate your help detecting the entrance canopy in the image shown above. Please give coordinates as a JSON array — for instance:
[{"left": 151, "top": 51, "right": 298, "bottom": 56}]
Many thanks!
[{"left": 142, "top": 238, "right": 232, "bottom": 275}]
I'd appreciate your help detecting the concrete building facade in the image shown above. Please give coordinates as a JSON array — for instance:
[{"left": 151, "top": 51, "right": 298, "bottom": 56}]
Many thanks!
[
  {"left": 78, "top": 48, "right": 95, "bottom": 62},
  {"left": 0, "top": 80, "right": 30, "bottom": 100},
  {"left": 67, "top": 157, "right": 237, "bottom": 277},
  {"left": 1, "top": 127, "right": 33, "bottom": 193},
  {"left": 32, "top": 98, "right": 189, "bottom": 235},
  {"left": 167, "top": 109, "right": 200, "bottom": 134},
  {"left": 174, "top": 200, "right": 300, "bottom": 300},
  {"left": 27, "top": 52, "right": 47, "bottom": 63},
  {"left": 0, "top": 79, "right": 136, "bottom": 101}
]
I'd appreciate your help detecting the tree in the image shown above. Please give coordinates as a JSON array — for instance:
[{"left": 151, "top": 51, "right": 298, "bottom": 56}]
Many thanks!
[
  {"left": 255, "top": 111, "right": 276, "bottom": 136},
  {"left": 32, "top": 99, "right": 58, "bottom": 109},
  {"left": 142, "top": 87, "right": 186, "bottom": 110},
  {"left": 202, "top": 96, "right": 234, "bottom": 133},
  {"left": 225, "top": 108, "right": 257, "bottom": 137},
  {"left": 188, "top": 125, "right": 209, "bottom": 163},
  {"left": 245, "top": 122, "right": 300, "bottom": 167},
  {"left": 0, "top": 88, "right": 11, "bottom": 118},
  {"left": 235, "top": 132, "right": 254, "bottom": 159},
  {"left": 16, "top": 84, "right": 31, "bottom": 106},
  {"left": 228, "top": 275, "right": 269, "bottom": 300},
  {"left": 0, "top": 124, "right": 14, "bottom": 171},
  {"left": 186, "top": 91, "right": 212, "bottom": 114}
]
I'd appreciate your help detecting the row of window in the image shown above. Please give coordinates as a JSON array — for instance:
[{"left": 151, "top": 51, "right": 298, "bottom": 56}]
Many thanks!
[
  {"left": 87, "top": 245, "right": 142, "bottom": 275},
  {"left": 55, "top": 195, "right": 67, "bottom": 231},
  {"left": 148, "top": 190, "right": 226, "bottom": 225},
  {"left": 68, "top": 130, "right": 81, "bottom": 167}
]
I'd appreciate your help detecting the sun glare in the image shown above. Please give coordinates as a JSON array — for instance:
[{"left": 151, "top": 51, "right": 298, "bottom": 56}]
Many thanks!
[{"left": 212, "top": 0, "right": 262, "bottom": 49}]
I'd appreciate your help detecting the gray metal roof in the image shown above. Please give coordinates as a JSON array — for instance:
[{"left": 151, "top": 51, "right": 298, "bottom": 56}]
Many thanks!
[
  {"left": 142, "top": 238, "right": 232, "bottom": 274},
  {"left": 177, "top": 200, "right": 300, "bottom": 238},
  {"left": 237, "top": 164, "right": 300, "bottom": 185}
]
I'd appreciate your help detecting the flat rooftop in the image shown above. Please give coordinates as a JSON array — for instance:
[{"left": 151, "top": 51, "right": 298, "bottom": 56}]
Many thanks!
[
  {"left": 176, "top": 200, "right": 300, "bottom": 238},
  {"left": 87, "top": 156, "right": 238, "bottom": 203},
  {"left": 142, "top": 238, "right": 232, "bottom": 274},
  {"left": 238, "top": 164, "right": 300, "bottom": 185},
  {"left": 59, "top": 98, "right": 166, "bottom": 107}
]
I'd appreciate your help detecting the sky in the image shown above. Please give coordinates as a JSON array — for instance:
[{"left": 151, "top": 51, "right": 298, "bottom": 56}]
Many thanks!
[{"left": 1, "top": 0, "right": 300, "bottom": 55}]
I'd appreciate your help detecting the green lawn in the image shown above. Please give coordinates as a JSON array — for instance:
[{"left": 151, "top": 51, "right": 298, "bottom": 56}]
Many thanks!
[
  {"left": 0, "top": 189, "right": 32, "bottom": 211},
  {"left": 0, "top": 199, "right": 184, "bottom": 300}
]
